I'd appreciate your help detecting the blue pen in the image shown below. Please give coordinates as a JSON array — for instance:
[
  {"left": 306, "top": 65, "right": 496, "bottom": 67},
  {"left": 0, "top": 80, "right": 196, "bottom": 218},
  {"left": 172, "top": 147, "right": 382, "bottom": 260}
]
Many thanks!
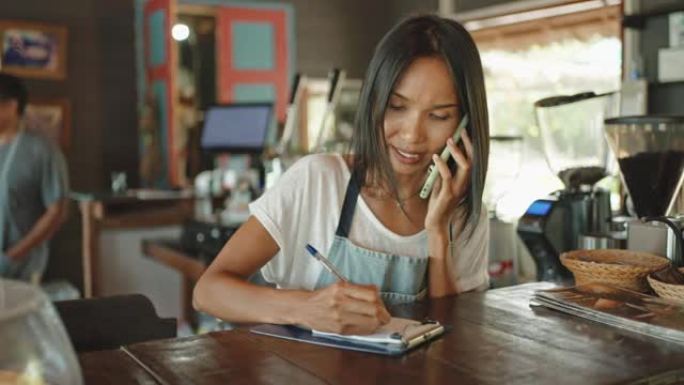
[{"left": 305, "top": 244, "right": 349, "bottom": 283}]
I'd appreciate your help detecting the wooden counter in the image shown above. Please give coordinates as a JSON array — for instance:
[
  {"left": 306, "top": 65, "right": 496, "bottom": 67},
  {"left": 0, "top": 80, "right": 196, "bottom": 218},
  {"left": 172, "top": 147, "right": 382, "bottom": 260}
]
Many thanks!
[
  {"left": 74, "top": 191, "right": 194, "bottom": 298},
  {"left": 79, "top": 283, "right": 684, "bottom": 385}
]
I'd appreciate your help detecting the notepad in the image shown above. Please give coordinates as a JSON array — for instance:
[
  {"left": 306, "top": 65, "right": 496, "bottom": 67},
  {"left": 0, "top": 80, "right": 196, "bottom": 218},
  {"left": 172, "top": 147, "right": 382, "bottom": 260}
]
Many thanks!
[
  {"left": 250, "top": 317, "right": 445, "bottom": 356},
  {"left": 312, "top": 317, "right": 441, "bottom": 345}
]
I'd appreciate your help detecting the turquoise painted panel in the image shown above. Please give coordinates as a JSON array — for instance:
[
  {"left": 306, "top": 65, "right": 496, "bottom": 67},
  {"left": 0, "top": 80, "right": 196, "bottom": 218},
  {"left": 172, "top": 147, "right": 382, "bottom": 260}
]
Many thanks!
[
  {"left": 232, "top": 22, "right": 274, "bottom": 70},
  {"left": 149, "top": 10, "right": 166, "bottom": 66},
  {"left": 151, "top": 80, "right": 169, "bottom": 187},
  {"left": 176, "top": 0, "right": 296, "bottom": 93},
  {"left": 234, "top": 83, "right": 276, "bottom": 102}
]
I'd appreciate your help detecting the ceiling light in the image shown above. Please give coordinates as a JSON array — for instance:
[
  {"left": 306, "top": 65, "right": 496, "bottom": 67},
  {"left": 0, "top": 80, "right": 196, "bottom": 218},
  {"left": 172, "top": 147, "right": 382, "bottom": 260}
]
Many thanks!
[{"left": 172, "top": 23, "right": 190, "bottom": 41}]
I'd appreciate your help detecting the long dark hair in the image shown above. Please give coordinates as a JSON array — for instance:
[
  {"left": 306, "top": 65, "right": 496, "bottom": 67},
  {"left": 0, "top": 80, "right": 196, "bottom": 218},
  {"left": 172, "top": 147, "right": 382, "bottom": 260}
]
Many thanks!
[{"left": 350, "top": 14, "right": 490, "bottom": 232}]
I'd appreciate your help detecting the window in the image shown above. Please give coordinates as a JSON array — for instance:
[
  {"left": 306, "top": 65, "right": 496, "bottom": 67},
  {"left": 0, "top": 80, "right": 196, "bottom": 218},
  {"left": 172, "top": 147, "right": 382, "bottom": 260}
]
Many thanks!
[{"left": 464, "top": 2, "right": 622, "bottom": 220}]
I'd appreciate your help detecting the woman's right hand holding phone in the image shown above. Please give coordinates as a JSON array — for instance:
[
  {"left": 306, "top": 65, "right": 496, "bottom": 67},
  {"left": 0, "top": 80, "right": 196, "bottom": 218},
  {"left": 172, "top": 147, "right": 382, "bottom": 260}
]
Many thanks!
[{"left": 298, "top": 282, "right": 391, "bottom": 335}]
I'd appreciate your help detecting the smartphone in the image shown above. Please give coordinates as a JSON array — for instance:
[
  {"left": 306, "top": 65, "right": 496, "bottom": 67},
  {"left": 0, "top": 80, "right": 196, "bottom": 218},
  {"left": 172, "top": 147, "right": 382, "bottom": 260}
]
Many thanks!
[{"left": 419, "top": 114, "right": 469, "bottom": 199}]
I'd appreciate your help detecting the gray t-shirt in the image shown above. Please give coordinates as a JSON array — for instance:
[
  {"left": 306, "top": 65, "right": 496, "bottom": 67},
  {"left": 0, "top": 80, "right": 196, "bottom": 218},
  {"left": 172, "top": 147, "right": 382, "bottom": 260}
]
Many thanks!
[{"left": 0, "top": 131, "right": 69, "bottom": 280}]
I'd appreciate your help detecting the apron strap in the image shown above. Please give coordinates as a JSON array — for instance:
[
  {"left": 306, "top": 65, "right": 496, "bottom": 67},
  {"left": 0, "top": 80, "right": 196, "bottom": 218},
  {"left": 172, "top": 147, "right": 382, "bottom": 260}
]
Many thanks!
[
  {"left": 0, "top": 131, "right": 24, "bottom": 253},
  {"left": 335, "top": 169, "right": 362, "bottom": 237}
]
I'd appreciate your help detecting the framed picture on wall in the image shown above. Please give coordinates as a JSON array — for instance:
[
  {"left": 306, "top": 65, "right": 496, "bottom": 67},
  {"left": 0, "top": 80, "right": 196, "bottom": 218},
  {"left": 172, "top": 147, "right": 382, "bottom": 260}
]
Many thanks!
[
  {"left": 0, "top": 20, "right": 67, "bottom": 80},
  {"left": 24, "top": 98, "right": 71, "bottom": 149}
]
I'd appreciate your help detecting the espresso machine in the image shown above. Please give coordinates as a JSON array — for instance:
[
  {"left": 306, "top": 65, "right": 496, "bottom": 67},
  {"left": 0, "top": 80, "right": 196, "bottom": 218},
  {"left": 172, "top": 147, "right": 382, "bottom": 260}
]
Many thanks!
[
  {"left": 604, "top": 116, "right": 684, "bottom": 268},
  {"left": 518, "top": 92, "right": 618, "bottom": 282}
]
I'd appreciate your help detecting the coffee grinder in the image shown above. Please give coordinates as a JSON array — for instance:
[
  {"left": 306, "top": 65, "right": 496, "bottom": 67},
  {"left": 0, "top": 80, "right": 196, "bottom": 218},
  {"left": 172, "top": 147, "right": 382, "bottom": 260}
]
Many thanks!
[
  {"left": 517, "top": 92, "right": 618, "bottom": 282},
  {"left": 604, "top": 116, "right": 684, "bottom": 267}
]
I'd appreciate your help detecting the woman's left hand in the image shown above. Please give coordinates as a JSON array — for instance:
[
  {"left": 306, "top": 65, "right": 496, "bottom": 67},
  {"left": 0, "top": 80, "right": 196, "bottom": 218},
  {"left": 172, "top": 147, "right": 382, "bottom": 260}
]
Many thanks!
[{"left": 424, "top": 128, "right": 473, "bottom": 233}]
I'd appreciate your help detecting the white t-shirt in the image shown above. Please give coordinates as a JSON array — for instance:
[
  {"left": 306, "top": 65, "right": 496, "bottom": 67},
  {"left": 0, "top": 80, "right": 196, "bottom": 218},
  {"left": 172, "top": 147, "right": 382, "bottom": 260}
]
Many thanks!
[{"left": 249, "top": 153, "right": 489, "bottom": 293}]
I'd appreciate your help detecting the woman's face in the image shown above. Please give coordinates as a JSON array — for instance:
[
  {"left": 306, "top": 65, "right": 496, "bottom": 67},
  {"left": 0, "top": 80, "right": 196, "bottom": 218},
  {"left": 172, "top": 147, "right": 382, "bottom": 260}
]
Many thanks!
[{"left": 383, "top": 56, "right": 460, "bottom": 180}]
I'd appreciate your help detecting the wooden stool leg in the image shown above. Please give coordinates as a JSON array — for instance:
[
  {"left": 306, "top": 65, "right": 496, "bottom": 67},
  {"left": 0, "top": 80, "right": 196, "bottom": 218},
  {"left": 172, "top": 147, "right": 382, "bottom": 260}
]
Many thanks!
[{"left": 81, "top": 201, "right": 99, "bottom": 298}]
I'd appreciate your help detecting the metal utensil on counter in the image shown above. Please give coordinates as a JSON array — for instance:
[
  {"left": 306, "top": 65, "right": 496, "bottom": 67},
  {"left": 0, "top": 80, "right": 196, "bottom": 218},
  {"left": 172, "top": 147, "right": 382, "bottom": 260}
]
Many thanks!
[{"left": 578, "top": 233, "right": 626, "bottom": 250}]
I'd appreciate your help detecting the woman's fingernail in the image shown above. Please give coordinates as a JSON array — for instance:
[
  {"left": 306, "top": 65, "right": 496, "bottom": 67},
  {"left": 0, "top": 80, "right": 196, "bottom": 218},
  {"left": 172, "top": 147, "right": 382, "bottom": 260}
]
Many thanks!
[{"left": 447, "top": 137, "right": 453, "bottom": 145}]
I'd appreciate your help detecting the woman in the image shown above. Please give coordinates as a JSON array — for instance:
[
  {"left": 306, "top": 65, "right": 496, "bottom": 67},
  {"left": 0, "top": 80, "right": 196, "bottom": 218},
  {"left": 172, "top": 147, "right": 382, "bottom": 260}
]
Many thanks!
[{"left": 193, "top": 15, "right": 490, "bottom": 335}]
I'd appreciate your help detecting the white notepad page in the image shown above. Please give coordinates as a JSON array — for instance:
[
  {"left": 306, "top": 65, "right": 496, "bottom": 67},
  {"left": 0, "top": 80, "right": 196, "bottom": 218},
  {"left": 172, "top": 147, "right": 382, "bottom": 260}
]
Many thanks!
[{"left": 312, "top": 317, "right": 439, "bottom": 345}]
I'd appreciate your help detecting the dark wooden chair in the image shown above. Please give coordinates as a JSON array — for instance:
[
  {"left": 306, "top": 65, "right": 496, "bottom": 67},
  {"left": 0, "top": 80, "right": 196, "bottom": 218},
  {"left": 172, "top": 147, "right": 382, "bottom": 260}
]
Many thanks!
[{"left": 54, "top": 294, "right": 177, "bottom": 352}]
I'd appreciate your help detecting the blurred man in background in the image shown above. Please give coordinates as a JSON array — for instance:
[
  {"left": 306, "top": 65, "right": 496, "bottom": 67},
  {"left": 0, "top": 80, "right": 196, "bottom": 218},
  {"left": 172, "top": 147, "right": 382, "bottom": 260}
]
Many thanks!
[{"left": 0, "top": 73, "right": 68, "bottom": 283}]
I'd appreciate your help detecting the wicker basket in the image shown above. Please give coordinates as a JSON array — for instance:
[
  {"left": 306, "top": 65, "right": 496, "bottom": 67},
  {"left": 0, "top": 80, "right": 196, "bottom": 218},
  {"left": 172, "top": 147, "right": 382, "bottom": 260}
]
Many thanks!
[
  {"left": 560, "top": 249, "right": 670, "bottom": 292},
  {"left": 648, "top": 268, "right": 684, "bottom": 304}
]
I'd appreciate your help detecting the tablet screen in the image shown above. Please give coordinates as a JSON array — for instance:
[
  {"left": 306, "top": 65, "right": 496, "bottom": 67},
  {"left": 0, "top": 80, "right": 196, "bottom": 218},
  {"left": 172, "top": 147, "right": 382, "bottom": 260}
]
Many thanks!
[{"left": 200, "top": 103, "right": 272, "bottom": 152}]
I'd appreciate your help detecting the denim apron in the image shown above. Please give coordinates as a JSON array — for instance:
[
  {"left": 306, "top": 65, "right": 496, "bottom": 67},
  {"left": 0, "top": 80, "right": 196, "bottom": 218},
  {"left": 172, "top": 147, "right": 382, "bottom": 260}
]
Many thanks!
[
  {"left": 0, "top": 131, "right": 24, "bottom": 278},
  {"left": 315, "top": 170, "right": 428, "bottom": 305}
]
